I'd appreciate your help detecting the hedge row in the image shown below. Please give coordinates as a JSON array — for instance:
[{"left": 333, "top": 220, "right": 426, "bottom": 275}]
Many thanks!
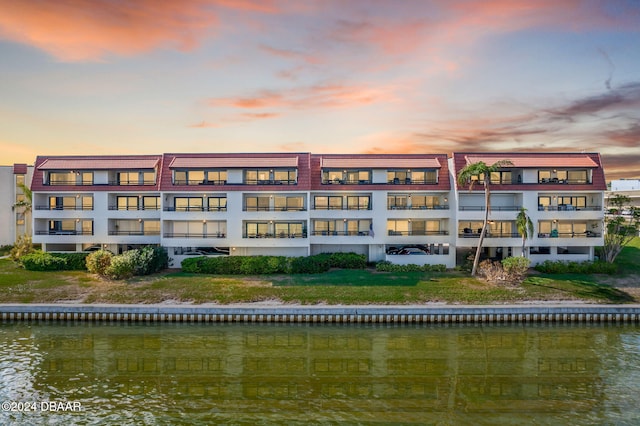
[
  {"left": 20, "top": 252, "right": 89, "bottom": 271},
  {"left": 534, "top": 260, "right": 617, "bottom": 275},
  {"left": 375, "top": 261, "right": 446, "bottom": 273},
  {"left": 181, "top": 252, "right": 367, "bottom": 275}
]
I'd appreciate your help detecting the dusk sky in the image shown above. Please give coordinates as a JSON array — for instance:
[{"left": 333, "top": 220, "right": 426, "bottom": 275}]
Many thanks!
[{"left": 0, "top": 0, "right": 638, "bottom": 180}]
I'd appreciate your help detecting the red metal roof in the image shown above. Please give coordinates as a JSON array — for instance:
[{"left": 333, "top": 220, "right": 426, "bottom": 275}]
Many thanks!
[
  {"left": 169, "top": 156, "right": 298, "bottom": 168},
  {"left": 38, "top": 157, "right": 159, "bottom": 170},
  {"left": 321, "top": 157, "right": 441, "bottom": 169},
  {"left": 465, "top": 155, "right": 597, "bottom": 168},
  {"left": 13, "top": 163, "right": 28, "bottom": 174}
]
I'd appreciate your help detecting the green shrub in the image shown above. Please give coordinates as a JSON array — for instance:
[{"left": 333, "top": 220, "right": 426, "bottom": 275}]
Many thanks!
[
  {"left": 290, "top": 255, "right": 331, "bottom": 274},
  {"left": 375, "top": 261, "right": 447, "bottom": 272},
  {"left": 134, "top": 246, "right": 168, "bottom": 275},
  {"left": 181, "top": 257, "right": 205, "bottom": 273},
  {"left": 534, "top": 260, "right": 617, "bottom": 275},
  {"left": 20, "top": 252, "right": 68, "bottom": 271},
  {"left": 105, "top": 252, "right": 136, "bottom": 280},
  {"left": 9, "top": 234, "right": 34, "bottom": 261},
  {"left": 328, "top": 252, "right": 367, "bottom": 269},
  {"left": 86, "top": 250, "right": 113, "bottom": 275},
  {"left": 50, "top": 252, "right": 89, "bottom": 270},
  {"left": 502, "top": 256, "right": 530, "bottom": 278}
]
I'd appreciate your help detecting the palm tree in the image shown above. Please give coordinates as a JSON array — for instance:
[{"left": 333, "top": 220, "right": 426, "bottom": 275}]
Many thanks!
[
  {"left": 516, "top": 207, "right": 534, "bottom": 257},
  {"left": 14, "top": 182, "right": 32, "bottom": 213},
  {"left": 457, "top": 159, "right": 513, "bottom": 276}
]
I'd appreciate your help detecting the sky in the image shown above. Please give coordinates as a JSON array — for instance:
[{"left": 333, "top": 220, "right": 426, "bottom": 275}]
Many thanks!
[{"left": 0, "top": 0, "right": 639, "bottom": 180}]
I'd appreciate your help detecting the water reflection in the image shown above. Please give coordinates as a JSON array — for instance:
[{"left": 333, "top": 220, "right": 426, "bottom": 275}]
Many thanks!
[{"left": 1, "top": 322, "right": 639, "bottom": 425}]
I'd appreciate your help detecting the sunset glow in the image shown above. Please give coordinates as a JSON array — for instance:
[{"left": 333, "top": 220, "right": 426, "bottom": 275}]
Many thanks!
[{"left": 0, "top": 0, "right": 638, "bottom": 179}]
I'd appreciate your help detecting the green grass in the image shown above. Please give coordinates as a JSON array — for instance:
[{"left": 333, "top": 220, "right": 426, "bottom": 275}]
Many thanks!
[{"left": 1, "top": 240, "right": 639, "bottom": 305}]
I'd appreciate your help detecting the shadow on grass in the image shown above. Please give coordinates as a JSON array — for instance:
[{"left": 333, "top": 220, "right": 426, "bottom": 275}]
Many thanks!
[
  {"left": 527, "top": 275, "right": 635, "bottom": 303},
  {"left": 272, "top": 270, "right": 425, "bottom": 287},
  {"left": 614, "top": 246, "right": 640, "bottom": 276}
]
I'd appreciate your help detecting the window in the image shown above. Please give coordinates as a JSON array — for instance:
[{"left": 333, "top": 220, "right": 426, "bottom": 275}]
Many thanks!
[
  {"left": 117, "top": 172, "right": 139, "bottom": 185},
  {"left": 81, "top": 196, "right": 93, "bottom": 210},
  {"left": 539, "top": 169, "right": 589, "bottom": 184},
  {"left": 322, "top": 169, "right": 370, "bottom": 184},
  {"left": 538, "top": 196, "right": 551, "bottom": 210},
  {"left": 245, "top": 222, "right": 269, "bottom": 237},
  {"left": 245, "top": 169, "right": 297, "bottom": 185},
  {"left": 80, "top": 172, "right": 93, "bottom": 185},
  {"left": 49, "top": 220, "right": 76, "bottom": 234},
  {"left": 244, "top": 196, "right": 270, "bottom": 211},
  {"left": 16, "top": 213, "right": 25, "bottom": 226},
  {"left": 81, "top": 220, "right": 93, "bottom": 235},
  {"left": 48, "top": 172, "right": 75, "bottom": 185},
  {"left": 274, "top": 196, "right": 305, "bottom": 211},
  {"left": 410, "top": 170, "right": 438, "bottom": 184},
  {"left": 208, "top": 196, "right": 227, "bottom": 211},
  {"left": 117, "top": 196, "right": 139, "bottom": 211},
  {"left": 143, "top": 220, "right": 161, "bottom": 235},
  {"left": 173, "top": 170, "right": 220, "bottom": 185},
  {"left": 388, "top": 194, "right": 408, "bottom": 209},
  {"left": 558, "top": 196, "right": 586, "bottom": 210},
  {"left": 16, "top": 175, "right": 25, "bottom": 186},
  {"left": 388, "top": 220, "right": 442, "bottom": 235},
  {"left": 142, "top": 196, "right": 159, "bottom": 210},
  {"left": 275, "top": 222, "right": 304, "bottom": 237},
  {"left": 313, "top": 219, "right": 371, "bottom": 235},
  {"left": 49, "top": 196, "right": 76, "bottom": 210},
  {"left": 175, "top": 197, "right": 204, "bottom": 212},
  {"left": 388, "top": 170, "right": 409, "bottom": 184},
  {"left": 568, "top": 170, "right": 588, "bottom": 184},
  {"left": 410, "top": 195, "right": 441, "bottom": 209},
  {"left": 347, "top": 195, "right": 370, "bottom": 210},
  {"left": 314, "top": 195, "right": 343, "bottom": 210},
  {"left": 490, "top": 171, "right": 512, "bottom": 184}
]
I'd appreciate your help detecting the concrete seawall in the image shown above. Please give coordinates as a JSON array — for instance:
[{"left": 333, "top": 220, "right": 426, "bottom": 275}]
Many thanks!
[{"left": 2, "top": 304, "right": 640, "bottom": 324}]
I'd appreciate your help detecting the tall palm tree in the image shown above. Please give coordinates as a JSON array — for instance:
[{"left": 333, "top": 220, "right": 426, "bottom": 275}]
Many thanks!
[
  {"left": 516, "top": 207, "right": 534, "bottom": 257},
  {"left": 457, "top": 159, "right": 513, "bottom": 276}
]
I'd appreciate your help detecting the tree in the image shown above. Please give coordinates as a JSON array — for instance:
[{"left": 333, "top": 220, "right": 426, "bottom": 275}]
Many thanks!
[
  {"left": 457, "top": 159, "right": 513, "bottom": 276},
  {"left": 13, "top": 182, "right": 32, "bottom": 213},
  {"left": 602, "top": 194, "right": 639, "bottom": 263},
  {"left": 516, "top": 207, "right": 534, "bottom": 257}
]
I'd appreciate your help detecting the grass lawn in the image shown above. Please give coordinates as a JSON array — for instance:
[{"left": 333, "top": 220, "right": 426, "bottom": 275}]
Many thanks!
[{"left": 1, "top": 249, "right": 638, "bottom": 304}]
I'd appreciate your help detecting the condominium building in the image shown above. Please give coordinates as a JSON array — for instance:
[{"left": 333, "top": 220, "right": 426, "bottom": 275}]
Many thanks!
[
  {"left": 0, "top": 164, "right": 34, "bottom": 246},
  {"left": 29, "top": 152, "right": 606, "bottom": 267},
  {"left": 452, "top": 152, "right": 606, "bottom": 265}
]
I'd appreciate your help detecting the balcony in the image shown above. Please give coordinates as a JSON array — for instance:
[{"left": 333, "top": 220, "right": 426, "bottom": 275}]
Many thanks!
[
  {"left": 243, "top": 206, "right": 306, "bottom": 212},
  {"left": 164, "top": 233, "right": 226, "bottom": 238},
  {"left": 388, "top": 205, "right": 449, "bottom": 210},
  {"left": 163, "top": 206, "right": 227, "bottom": 212},
  {"left": 108, "top": 231, "right": 161, "bottom": 236},
  {"left": 35, "top": 230, "right": 93, "bottom": 236},
  {"left": 35, "top": 205, "right": 93, "bottom": 211},
  {"left": 458, "top": 206, "right": 522, "bottom": 211},
  {"left": 110, "top": 205, "right": 162, "bottom": 211},
  {"left": 538, "top": 231, "right": 601, "bottom": 238},
  {"left": 311, "top": 231, "right": 370, "bottom": 236},
  {"left": 172, "top": 179, "right": 227, "bottom": 186},
  {"left": 459, "top": 230, "right": 520, "bottom": 238},
  {"left": 244, "top": 232, "right": 307, "bottom": 238},
  {"left": 108, "top": 180, "right": 156, "bottom": 186},
  {"left": 387, "top": 178, "right": 438, "bottom": 185},
  {"left": 387, "top": 230, "right": 449, "bottom": 236},
  {"left": 538, "top": 205, "right": 601, "bottom": 211}
]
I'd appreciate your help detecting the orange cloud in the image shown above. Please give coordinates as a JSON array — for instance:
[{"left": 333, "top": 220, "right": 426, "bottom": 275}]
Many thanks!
[
  {"left": 209, "top": 83, "right": 396, "bottom": 110},
  {"left": 0, "top": 0, "right": 219, "bottom": 61}
]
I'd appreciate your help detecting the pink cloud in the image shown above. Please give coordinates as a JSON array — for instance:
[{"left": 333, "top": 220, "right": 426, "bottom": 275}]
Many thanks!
[
  {"left": 0, "top": 0, "right": 219, "bottom": 61},
  {"left": 209, "top": 83, "right": 396, "bottom": 110}
]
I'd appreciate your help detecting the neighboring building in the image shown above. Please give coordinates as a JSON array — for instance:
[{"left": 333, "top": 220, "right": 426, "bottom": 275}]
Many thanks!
[
  {"left": 451, "top": 152, "right": 606, "bottom": 265},
  {"left": 30, "top": 152, "right": 607, "bottom": 267},
  {"left": 0, "top": 164, "right": 34, "bottom": 246},
  {"left": 607, "top": 179, "right": 640, "bottom": 213}
]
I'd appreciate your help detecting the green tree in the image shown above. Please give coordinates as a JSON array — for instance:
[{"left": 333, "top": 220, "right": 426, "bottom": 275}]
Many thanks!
[
  {"left": 457, "top": 159, "right": 513, "bottom": 276},
  {"left": 602, "top": 194, "right": 639, "bottom": 263},
  {"left": 516, "top": 207, "right": 534, "bottom": 257},
  {"left": 13, "top": 182, "right": 32, "bottom": 213}
]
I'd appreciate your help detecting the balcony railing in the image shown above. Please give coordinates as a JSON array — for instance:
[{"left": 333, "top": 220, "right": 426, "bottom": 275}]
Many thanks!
[
  {"left": 108, "top": 231, "right": 161, "bottom": 236},
  {"left": 388, "top": 205, "right": 449, "bottom": 210},
  {"left": 35, "top": 206, "right": 93, "bottom": 211},
  {"left": 311, "top": 231, "right": 371, "bottom": 236},
  {"left": 44, "top": 180, "right": 93, "bottom": 186},
  {"left": 35, "top": 230, "right": 93, "bottom": 235},
  {"left": 322, "top": 179, "right": 371, "bottom": 185},
  {"left": 387, "top": 178, "right": 438, "bottom": 185},
  {"left": 387, "top": 230, "right": 449, "bottom": 236},
  {"left": 538, "top": 231, "right": 601, "bottom": 238},
  {"left": 172, "top": 179, "right": 227, "bottom": 186},
  {"left": 313, "top": 206, "right": 371, "bottom": 211},
  {"left": 108, "top": 180, "right": 156, "bottom": 186},
  {"left": 459, "top": 231, "right": 520, "bottom": 238},
  {"left": 245, "top": 179, "right": 297, "bottom": 185},
  {"left": 244, "top": 207, "right": 306, "bottom": 212},
  {"left": 538, "top": 205, "right": 601, "bottom": 211},
  {"left": 244, "top": 232, "right": 307, "bottom": 238},
  {"left": 539, "top": 178, "right": 591, "bottom": 184},
  {"left": 458, "top": 206, "right": 522, "bottom": 211},
  {"left": 109, "top": 206, "right": 161, "bottom": 211},
  {"left": 163, "top": 206, "right": 227, "bottom": 212},
  {"left": 164, "top": 233, "right": 226, "bottom": 238}
]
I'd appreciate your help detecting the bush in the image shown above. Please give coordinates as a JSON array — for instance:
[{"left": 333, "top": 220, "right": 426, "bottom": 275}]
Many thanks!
[
  {"left": 375, "top": 261, "right": 447, "bottom": 272},
  {"left": 105, "top": 252, "right": 136, "bottom": 280},
  {"left": 134, "top": 246, "right": 168, "bottom": 275},
  {"left": 290, "top": 255, "right": 331, "bottom": 274},
  {"left": 9, "top": 234, "right": 34, "bottom": 261},
  {"left": 501, "top": 256, "right": 530, "bottom": 282},
  {"left": 20, "top": 252, "right": 67, "bottom": 271},
  {"left": 86, "top": 250, "right": 113, "bottom": 276},
  {"left": 51, "top": 252, "right": 89, "bottom": 270},
  {"left": 534, "top": 260, "right": 617, "bottom": 275},
  {"left": 327, "top": 252, "right": 367, "bottom": 269}
]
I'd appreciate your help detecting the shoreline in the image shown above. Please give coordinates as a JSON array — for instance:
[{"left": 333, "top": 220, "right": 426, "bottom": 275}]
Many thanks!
[{"left": 2, "top": 302, "right": 640, "bottom": 324}]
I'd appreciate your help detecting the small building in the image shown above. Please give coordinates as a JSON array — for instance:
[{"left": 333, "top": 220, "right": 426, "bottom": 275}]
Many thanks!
[{"left": 0, "top": 164, "right": 34, "bottom": 246}]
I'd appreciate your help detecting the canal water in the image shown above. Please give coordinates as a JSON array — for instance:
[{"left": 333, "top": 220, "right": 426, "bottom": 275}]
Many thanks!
[{"left": 1, "top": 321, "right": 640, "bottom": 425}]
